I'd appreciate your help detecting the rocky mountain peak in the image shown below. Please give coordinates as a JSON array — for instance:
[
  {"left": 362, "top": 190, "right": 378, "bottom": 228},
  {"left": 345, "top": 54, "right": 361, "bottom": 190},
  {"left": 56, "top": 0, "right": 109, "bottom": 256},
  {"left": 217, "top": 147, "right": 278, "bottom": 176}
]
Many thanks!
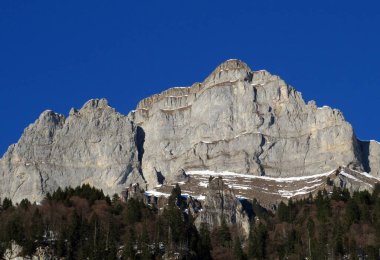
[
  {"left": 37, "top": 110, "right": 65, "bottom": 124},
  {"left": 0, "top": 59, "right": 379, "bottom": 204},
  {"left": 213, "top": 59, "right": 251, "bottom": 71},
  {"left": 81, "top": 98, "right": 110, "bottom": 110},
  {"left": 203, "top": 59, "right": 253, "bottom": 87}
]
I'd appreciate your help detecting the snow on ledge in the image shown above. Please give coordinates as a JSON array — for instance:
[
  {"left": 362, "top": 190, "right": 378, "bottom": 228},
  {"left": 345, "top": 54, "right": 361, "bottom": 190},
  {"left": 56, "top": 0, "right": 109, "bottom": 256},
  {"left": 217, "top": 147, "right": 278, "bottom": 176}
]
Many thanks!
[
  {"left": 278, "top": 183, "right": 322, "bottom": 198},
  {"left": 349, "top": 169, "right": 380, "bottom": 181},
  {"left": 339, "top": 171, "right": 364, "bottom": 183},
  {"left": 186, "top": 170, "right": 335, "bottom": 183},
  {"left": 144, "top": 190, "right": 171, "bottom": 198}
]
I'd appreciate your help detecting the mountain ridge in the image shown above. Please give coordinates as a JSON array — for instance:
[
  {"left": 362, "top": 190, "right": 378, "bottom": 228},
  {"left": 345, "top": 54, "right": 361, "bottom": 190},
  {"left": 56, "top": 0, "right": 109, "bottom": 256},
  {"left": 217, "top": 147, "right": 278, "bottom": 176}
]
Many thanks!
[{"left": 1, "top": 59, "right": 379, "bottom": 203}]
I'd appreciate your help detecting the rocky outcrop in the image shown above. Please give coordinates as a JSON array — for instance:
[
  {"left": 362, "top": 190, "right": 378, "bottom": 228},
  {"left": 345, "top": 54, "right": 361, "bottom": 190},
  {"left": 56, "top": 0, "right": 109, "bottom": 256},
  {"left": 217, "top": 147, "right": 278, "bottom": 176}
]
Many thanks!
[
  {"left": 0, "top": 99, "right": 144, "bottom": 202},
  {"left": 0, "top": 59, "right": 379, "bottom": 203},
  {"left": 333, "top": 167, "right": 378, "bottom": 193},
  {"left": 195, "top": 177, "right": 250, "bottom": 235},
  {"left": 131, "top": 59, "right": 373, "bottom": 189}
]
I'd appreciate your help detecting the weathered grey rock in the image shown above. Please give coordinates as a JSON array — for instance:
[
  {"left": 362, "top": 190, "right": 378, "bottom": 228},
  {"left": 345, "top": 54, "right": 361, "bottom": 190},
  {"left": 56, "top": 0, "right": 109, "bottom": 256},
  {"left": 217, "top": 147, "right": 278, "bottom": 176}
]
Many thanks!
[
  {"left": 0, "top": 98, "right": 144, "bottom": 202},
  {"left": 0, "top": 59, "right": 379, "bottom": 203},
  {"left": 131, "top": 59, "right": 374, "bottom": 188},
  {"left": 195, "top": 177, "right": 250, "bottom": 235},
  {"left": 332, "top": 167, "right": 378, "bottom": 193}
]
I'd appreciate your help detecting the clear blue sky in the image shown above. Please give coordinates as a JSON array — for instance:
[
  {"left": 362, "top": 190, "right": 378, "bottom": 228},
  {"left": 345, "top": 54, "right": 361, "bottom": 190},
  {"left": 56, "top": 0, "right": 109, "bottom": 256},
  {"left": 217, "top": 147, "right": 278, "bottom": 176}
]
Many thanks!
[{"left": 1, "top": 1, "right": 379, "bottom": 155}]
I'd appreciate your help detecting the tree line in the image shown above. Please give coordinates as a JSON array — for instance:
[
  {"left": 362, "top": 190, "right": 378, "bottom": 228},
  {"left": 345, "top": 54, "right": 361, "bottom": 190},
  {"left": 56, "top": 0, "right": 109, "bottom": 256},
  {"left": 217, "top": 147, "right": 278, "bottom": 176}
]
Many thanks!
[{"left": 0, "top": 183, "right": 380, "bottom": 259}]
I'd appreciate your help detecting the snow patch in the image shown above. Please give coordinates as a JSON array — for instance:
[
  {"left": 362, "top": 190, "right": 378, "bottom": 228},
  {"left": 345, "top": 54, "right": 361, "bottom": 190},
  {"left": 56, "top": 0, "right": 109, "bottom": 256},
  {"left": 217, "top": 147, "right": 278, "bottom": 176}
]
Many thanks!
[
  {"left": 144, "top": 190, "right": 171, "bottom": 198},
  {"left": 278, "top": 183, "right": 322, "bottom": 198},
  {"left": 339, "top": 171, "right": 363, "bottom": 183},
  {"left": 349, "top": 169, "right": 380, "bottom": 181},
  {"left": 197, "top": 195, "right": 206, "bottom": 200},
  {"left": 228, "top": 184, "right": 250, "bottom": 190},
  {"left": 187, "top": 170, "right": 335, "bottom": 183},
  {"left": 198, "top": 182, "right": 208, "bottom": 188},
  {"left": 306, "top": 179, "right": 322, "bottom": 184}
]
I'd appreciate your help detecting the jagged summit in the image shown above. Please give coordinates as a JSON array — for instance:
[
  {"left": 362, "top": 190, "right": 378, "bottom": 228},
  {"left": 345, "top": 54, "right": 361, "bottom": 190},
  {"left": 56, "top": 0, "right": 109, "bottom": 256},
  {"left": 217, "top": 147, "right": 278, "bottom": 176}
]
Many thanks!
[
  {"left": 212, "top": 59, "right": 251, "bottom": 72},
  {"left": 0, "top": 60, "right": 379, "bottom": 204},
  {"left": 203, "top": 59, "right": 253, "bottom": 87},
  {"left": 81, "top": 98, "right": 110, "bottom": 110},
  {"left": 136, "top": 59, "right": 256, "bottom": 111}
]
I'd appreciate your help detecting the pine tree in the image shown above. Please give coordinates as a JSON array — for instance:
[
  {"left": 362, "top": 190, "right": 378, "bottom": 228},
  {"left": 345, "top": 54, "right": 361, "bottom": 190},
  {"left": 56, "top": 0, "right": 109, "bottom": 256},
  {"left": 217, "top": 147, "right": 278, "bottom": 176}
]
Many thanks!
[
  {"left": 140, "top": 225, "right": 151, "bottom": 260},
  {"left": 123, "top": 228, "right": 136, "bottom": 259},
  {"left": 331, "top": 186, "right": 341, "bottom": 201},
  {"left": 217, "top": 217, "right": 232, "bottom": 247},
  {"left": 112, "top": 193, "right": 120, "bottom": 204},
  {"left": 233, "top": 236, "right": 246, "bottom": 260},
  {"left": 277, "top": 201, "right": 290, "bottom": 222},
  {"left": 125, "top": 198, "right": 142, "bottom": 224},
  {"left": 19, "top": 198, "right": 31, "bottom": 210},
  {"left": 2, "top": 197, "right": 13, "bottom": 210},
  {"left": 333, "top": 223, "right": 344, "bottom": 257},
  {"left": 198, "top": 223, "right": 212, "bottom": 259},
  {"left": 345, "top": 199, "right": 360, "bottom": 225},
  {"left": 248, "top": 222, "right": 268, "bottom": 259}
]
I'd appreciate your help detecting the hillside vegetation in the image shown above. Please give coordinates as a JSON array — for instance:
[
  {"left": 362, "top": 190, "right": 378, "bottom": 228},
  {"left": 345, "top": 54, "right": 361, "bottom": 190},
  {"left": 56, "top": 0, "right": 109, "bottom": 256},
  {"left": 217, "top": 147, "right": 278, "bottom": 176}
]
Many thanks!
[{"left": 0, "top": 183, "right": 380, "bottom": 259}]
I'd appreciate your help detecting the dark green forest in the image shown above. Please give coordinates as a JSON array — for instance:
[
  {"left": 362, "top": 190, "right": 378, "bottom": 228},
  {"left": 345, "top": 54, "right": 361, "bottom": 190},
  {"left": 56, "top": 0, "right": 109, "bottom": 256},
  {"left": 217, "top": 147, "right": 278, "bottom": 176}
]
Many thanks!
[{"left": 0, "top": 183, "right": 380, "bottom": 259}]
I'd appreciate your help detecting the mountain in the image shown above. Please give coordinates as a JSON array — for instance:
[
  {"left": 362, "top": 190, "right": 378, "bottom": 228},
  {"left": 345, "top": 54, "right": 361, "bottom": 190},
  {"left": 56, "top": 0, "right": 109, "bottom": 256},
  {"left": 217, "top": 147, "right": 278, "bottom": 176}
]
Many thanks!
[{"left": 1, "top": 59, "right": 379, "bottom": 203}]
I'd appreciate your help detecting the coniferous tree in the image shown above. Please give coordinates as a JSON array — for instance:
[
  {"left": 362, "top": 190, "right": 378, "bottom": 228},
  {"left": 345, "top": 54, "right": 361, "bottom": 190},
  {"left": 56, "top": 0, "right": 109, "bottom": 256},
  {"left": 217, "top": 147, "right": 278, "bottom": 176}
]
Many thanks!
[
  {"left": 248, "top": 222, "right": 268, "bottom": 259},
  {"left": 217, "top": 217, "right": 232, "bottom": 247},
  {"left": 5, "top": 215, "right": 24, "bottom": 244},
  {"left": 277, "top": 201, "right": 289, "bottom": 222},
  {"left": 125, "top": 198, "right": 142, "bottom": 224},
  {"left": 331, "top": 186, "right": 341, "bottom": 201},
  {"left": 198, "top": 223, "right": 212, "bottom": 260},
  {"left": 345, "top": 199, "right": 360, "bottom": 225},
  {"left": 2, "top": 197, "right": 13, "bottom": 210},
  {"left": 140, "top": 225, "right": 151, "bottom": 260},
  {"left": 19, "top": 198, "right": 31, "bottom": 210},
  {"left": 112, "top": 193, "right": 120, "bottom": 204},
  {"left": 333, "top": 222, "right": 344, "bottom": 257},
  {"left": 233, "top": 236, "right": 246, "bottom": 260},
  {"left": 123, "top": 228, "right": 136, "bottom": 259}
]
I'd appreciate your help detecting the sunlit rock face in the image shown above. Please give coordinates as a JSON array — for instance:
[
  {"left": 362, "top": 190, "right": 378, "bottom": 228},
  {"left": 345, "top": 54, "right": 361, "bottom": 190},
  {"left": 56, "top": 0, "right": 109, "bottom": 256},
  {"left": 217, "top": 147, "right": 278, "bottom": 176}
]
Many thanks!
[
  {"left": 131, "top": 59, "right": 367, "bottom": 189},
  {"left": 0, "top": 99, "right": 144, "bottom": 202},
  {"left": 0, "top": 59, "right": 379, "bottom": 202}
]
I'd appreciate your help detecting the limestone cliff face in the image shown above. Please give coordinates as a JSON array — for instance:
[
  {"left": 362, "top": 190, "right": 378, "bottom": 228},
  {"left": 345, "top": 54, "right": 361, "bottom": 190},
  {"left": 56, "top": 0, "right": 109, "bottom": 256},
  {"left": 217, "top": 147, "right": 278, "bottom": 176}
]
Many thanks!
[
  {"left": 195, "top": 177, "right": 250, "bottom": 235},
  {"left": 0, "top": 99, "right": 144, "bottom": 202},
  {"left": 131, "top": 60, "right": 367, "bottom": 188},
  {"left": 0, "top": 59, "right": 378, "bottom": 202}
]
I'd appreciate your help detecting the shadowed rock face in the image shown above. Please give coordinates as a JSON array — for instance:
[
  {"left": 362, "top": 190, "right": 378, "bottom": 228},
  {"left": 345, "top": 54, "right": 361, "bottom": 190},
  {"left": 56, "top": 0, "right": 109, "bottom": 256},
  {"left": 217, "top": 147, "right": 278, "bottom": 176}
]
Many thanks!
[{"left": 0, "top": 59, "right": 379, "bottom": 202}]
